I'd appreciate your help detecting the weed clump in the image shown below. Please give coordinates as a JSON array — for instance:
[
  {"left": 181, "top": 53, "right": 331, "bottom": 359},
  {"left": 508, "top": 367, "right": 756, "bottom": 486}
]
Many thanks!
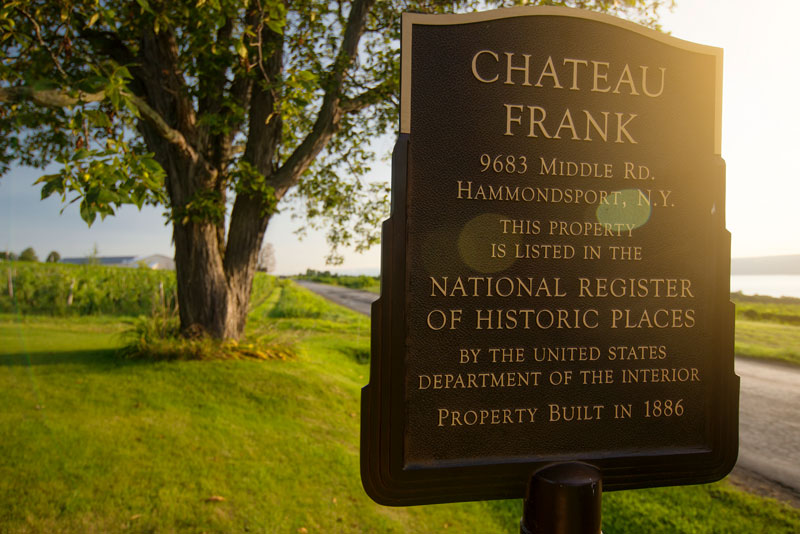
[
  {"left": 119, "top": 313, "right": 298, "bottom": 361},
  {"left": 119, "top": 275, "right": 296, "bottom": 361}
]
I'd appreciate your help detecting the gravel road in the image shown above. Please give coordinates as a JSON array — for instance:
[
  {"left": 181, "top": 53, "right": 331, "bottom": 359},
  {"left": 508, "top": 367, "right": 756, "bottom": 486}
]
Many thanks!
[{"left": 297, "top": 280, "right": 800, "bottom": 504}]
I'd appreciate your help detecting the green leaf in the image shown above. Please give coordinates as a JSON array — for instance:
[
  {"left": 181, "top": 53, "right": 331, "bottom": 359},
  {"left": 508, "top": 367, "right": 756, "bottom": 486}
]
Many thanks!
[
  {"left": 40, "top": 177, "right": 64, "bottom": 199},
  {"left": 79, "top": 200, "right": 97, "bottom": 226},
  {"left": 266, "top": 18, "right": 284, "bottom": 34},
  {"left": 135, "top": 0, "right": 153, "bottom": 15},
  {"left": 85, "top": 109, "right": 111, "bottom": 128},
  {"left": 32, "top": 173, "right": 56, "bottom": 186},
  {"left": 236, "top": 40, "right": 247, "bottom": 59},
  {"left": 96, "top": 189, "right": 119, "bottom": 205}
]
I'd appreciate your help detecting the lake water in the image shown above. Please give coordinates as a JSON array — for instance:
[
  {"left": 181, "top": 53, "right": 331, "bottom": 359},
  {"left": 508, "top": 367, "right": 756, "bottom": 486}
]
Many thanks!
[{"left": 730, "top": 275, "right": 800, "bottom": 299}]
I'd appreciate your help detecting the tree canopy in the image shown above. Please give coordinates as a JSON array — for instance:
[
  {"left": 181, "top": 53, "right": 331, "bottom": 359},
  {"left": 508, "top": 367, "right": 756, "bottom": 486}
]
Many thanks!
[
  {"left": 18, "top": 247, "right": 38, "bottom": 262},
  {"left": 0, "top": 0, "right": 671, "bottom": 339}
]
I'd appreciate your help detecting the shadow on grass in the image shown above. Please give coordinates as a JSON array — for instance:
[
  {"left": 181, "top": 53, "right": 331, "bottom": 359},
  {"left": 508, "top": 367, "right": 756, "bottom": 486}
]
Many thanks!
[{"left": 0, "top": 348, "right": 150, "bottom": 369}]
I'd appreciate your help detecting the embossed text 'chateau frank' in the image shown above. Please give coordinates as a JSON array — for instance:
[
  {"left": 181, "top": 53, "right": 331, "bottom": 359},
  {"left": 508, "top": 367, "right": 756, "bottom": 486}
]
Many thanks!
[{"left": 361, "top": 6, "right": 738, "bottom": 506}]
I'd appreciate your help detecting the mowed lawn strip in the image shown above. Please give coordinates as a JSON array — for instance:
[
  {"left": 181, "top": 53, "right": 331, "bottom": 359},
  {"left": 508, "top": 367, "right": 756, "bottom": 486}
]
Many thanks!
[
  {"left": 0, "top": 297, "right": 511, "bottom": 533},
  {"left": 735, "top": 319, "right": 800, "bottom": 366},
  {"left": 731, "top": 294, "right": 800, "bottom": 366},
  {"left": 1, "top": 282, "right": 799, "bottom": 533}
]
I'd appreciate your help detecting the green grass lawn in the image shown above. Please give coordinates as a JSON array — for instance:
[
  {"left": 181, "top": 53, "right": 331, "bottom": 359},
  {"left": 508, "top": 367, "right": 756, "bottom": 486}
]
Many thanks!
[
  {"left": 735, "top": 319, "right": 800, "bottom": 366},
  {"left": 732, "top": 292, "right": 800, "bottom": 326},
  {"left": 360, "top": 282, "right": 381, "bottom": 294},
  {"left": 2, "top": 283, "right": 799, "bottom": 533},
  {"left": 730, "top": 294, "right": 800, "bottom": 366}
]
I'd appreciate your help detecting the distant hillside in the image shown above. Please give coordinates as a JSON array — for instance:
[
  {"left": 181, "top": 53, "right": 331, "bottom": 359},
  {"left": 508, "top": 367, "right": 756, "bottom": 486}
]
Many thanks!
[{"left": 731, "top": 255, "right": 800, "bottom": 275}]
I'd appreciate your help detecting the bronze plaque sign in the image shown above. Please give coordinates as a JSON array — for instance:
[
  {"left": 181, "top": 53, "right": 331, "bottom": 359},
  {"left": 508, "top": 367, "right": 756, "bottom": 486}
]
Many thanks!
[{"left": 361, "top": 6, "right": 738, "bottom": 506}]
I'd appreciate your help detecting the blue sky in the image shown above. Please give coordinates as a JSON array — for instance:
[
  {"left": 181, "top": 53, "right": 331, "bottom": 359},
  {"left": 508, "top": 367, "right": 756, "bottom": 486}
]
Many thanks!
[{"left": 1, "top": 0, "right": 798, "bottom": 274}]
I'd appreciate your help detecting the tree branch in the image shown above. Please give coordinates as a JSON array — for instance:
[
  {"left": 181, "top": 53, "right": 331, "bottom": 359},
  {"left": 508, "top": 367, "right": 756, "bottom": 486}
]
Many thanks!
[
  {"left": 198, "top": 16, "right": 234, "bottom": 114},
  {"left": 79, "top": 25, "right": 142, "bottom": 92},
  {"left": 79, "top": 22, "right": 205, "bottom": 169},
  {"left": 121, "top": 91, "right": 201, "bottom": 164},
  {"left": 270, "top": 0, "right": 376, "bottom": 198},
  {"left": 340, "top": 79, "right": 395, "bottom": 113},
  {"left": 241, "top": 23, "right": 283, "bottom": 176},
  {"left": 0, "top": 84, "right": 213, "bottom": 179},
  {"left": 197, "top": 15, "right": 240, "bottom": 178},
  {"left": 0, "top": 86, "right": 105, "bottom": 107},
  {"left": 137, "top": 28, "right": 199, "bottom": 148},
  {"left": 15, "top": 7, "right": 68, "bottom": 79},
  {"left": 224, "top": 17, "right": 284, "bottom": 284}
]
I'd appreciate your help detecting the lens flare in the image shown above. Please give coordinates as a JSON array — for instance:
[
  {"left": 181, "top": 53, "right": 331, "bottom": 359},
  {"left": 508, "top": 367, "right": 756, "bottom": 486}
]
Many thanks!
[
  {"left": 596, "top": 188, "right": 652, "bottom": 231},
  {"left": 457, "top": 213, "right": 519, "bottom": 273}
]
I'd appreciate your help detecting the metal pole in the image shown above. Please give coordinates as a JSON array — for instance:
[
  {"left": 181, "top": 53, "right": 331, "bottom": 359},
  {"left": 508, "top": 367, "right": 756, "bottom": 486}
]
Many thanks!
[{"left": 520, "top": 462, "right": 602, "bottom": 534}]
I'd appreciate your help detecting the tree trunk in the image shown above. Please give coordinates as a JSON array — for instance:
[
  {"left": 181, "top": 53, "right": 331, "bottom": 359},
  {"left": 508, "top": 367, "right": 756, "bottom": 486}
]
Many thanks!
[
  {"left": 223, "top": 194, "right": 272, "bottom": 338},
  {"left": 172, "top": 199, "right": 271, "bottom": 341},
  {"left": 130, "top": 27, "right": 250, "bottom": 340},
  {"left": 173, "top": 219, "right": 232, "bottom": 339}
]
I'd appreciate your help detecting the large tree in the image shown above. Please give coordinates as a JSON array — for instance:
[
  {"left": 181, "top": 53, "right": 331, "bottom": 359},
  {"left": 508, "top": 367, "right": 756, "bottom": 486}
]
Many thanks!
[{"left": 0, "top": 0, "right": 668, "bottom": 340}]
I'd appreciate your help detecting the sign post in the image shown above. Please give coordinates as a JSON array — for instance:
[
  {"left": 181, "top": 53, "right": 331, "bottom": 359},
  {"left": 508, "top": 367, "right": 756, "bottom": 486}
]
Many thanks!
[
  {"left": 361, "top": 6, "right": 738, "bottom": 514},
  {"left": 520, "top": 462, "right": 602, "bottom": 534}
]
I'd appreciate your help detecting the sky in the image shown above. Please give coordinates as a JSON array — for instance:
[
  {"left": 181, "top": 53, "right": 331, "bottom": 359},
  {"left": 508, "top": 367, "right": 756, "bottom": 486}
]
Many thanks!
[{"left": 1, "top": 0, "right": 798, "bottom": 275}]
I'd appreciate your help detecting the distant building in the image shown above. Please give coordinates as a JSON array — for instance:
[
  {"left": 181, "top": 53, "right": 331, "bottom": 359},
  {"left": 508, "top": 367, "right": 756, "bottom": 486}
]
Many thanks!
[
  {"left": 133, "top": 254, "right": 175, "bottom": 270},
  {"left": 60, "top": 256, "right": 135, "bottom": 266},
  {"left": 60, "top": 254, "right": 175, "bottom": 270}
]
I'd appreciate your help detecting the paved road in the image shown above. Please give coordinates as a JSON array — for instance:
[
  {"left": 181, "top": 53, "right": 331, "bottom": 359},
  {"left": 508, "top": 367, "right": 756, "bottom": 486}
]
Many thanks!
[
  {"left": 294, "top": 280, "right": 378, "bottom": 316},
  {"left": 298, "top": 280, "right": 800, "bottom": 502},
  {"left": 735, "top": 358, "right": 800, "bottom": 499}
]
